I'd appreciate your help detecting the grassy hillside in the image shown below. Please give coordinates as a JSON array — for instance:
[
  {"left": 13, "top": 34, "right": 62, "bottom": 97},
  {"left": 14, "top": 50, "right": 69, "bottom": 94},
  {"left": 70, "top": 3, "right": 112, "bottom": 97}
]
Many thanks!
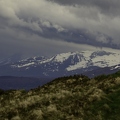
[{"left": 0, "top": 71, "right": 120, "bottom": 120}]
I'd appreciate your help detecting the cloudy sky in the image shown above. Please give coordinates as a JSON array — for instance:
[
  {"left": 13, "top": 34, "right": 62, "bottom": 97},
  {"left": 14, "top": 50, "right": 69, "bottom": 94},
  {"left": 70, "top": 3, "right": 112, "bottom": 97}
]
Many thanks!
[{"left": 0, "top": 0, "right": 120, "bottom": 59}]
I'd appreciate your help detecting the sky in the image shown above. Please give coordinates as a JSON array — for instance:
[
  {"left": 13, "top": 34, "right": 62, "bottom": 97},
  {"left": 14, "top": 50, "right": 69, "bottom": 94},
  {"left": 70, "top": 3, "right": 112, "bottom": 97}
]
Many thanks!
[{"left": 0, "top": 0, "right": 120, "bottom": 59}]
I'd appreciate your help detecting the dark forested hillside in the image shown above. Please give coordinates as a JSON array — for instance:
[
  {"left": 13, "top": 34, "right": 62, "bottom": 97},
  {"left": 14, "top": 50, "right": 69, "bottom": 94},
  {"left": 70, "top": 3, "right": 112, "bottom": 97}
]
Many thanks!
[{"left": 0, "top": 71, "right": 120, "bottom": 120}]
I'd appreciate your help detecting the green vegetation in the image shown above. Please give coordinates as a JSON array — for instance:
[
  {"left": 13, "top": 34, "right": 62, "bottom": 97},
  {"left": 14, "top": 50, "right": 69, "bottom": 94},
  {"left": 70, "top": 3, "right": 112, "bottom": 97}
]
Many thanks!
[{"left": 0, "top": 71, "right": 120, "bottom": 120}]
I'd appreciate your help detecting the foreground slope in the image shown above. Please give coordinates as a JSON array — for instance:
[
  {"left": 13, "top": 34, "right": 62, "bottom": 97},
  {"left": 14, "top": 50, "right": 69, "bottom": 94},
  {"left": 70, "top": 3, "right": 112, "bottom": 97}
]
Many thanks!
[{"left": 0, "top": 71, "right": 120, "bottom": 120}]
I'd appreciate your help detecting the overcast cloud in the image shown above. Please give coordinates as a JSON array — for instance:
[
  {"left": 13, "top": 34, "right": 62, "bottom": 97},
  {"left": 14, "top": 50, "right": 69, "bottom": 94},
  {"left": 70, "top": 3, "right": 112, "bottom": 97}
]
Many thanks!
[{"left": 0, "top": 0, "right": 120, "bottom": 59}]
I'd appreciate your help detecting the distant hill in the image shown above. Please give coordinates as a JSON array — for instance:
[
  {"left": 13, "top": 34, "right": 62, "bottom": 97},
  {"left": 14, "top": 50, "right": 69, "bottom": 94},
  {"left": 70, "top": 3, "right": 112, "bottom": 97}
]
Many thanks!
[
  {"left": 0, "top": 71, "right": 120, "bottom": 120},
  {"left": 0, "top": 76, "right": 51, "bottom": 90}
]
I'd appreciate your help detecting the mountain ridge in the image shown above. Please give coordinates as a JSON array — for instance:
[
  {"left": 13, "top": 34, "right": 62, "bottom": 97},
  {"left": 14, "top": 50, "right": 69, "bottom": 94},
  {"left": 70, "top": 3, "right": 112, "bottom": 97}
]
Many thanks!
[{"left": 0, "top": 50, "right": 120, "bottom": 78}]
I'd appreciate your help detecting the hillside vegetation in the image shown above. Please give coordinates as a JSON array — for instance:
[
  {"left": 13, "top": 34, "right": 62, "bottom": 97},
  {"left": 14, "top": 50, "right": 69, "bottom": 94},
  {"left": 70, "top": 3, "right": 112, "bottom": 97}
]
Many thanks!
[{"left": 0, "top": 71, "right": 120, "bottom": 120}]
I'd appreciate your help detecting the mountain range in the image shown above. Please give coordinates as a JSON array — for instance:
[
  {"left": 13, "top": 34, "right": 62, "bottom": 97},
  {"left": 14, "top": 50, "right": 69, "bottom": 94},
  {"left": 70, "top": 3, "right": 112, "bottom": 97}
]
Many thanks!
[{"left": 0, "top": 50, "right": 120, "bottom": 78}]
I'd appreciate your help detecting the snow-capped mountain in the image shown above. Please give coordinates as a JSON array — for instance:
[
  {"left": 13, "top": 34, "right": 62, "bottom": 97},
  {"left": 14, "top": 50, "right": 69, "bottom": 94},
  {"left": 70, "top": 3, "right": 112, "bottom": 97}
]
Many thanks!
[{"left": 0, "top": 50, "right": 120, "bottom": 78}]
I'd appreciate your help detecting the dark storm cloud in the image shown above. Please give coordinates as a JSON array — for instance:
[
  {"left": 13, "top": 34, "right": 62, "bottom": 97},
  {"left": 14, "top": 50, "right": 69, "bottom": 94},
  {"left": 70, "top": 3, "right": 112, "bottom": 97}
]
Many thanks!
[
  {"left": 49, "top": 0, "right": 120, "bottom": 15},
  {"left": 0, "top": 0, "right": 120, "bottom": 59}
]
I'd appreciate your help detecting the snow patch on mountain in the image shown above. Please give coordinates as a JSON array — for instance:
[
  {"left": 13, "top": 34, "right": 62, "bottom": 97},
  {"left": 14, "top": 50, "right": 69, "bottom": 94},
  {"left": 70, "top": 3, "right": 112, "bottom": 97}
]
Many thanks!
[
  {"left": 40, "top": 57, "right": 54, "bottom": 64},
  {"left": 110, "top": 65, "right": 120, "bottom": 70},
  {"left": 66, "top": 51, "right": 120, "bottom": 71},
  {"left": 52, "top": 52, "right": 78, "bottom": 63},
  {"left": 17, "top": 62, "right": 35, "bottom": 68}
]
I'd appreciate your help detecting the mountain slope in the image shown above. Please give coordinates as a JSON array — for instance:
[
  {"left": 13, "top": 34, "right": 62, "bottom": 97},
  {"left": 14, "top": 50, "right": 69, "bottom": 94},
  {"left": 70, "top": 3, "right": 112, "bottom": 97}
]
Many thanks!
[
  {"left": 0, "top": 71, "right": 120, "bottom": 120},
  {"left": 0, "top": 50, "right": 120, "bottom": 78}
]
